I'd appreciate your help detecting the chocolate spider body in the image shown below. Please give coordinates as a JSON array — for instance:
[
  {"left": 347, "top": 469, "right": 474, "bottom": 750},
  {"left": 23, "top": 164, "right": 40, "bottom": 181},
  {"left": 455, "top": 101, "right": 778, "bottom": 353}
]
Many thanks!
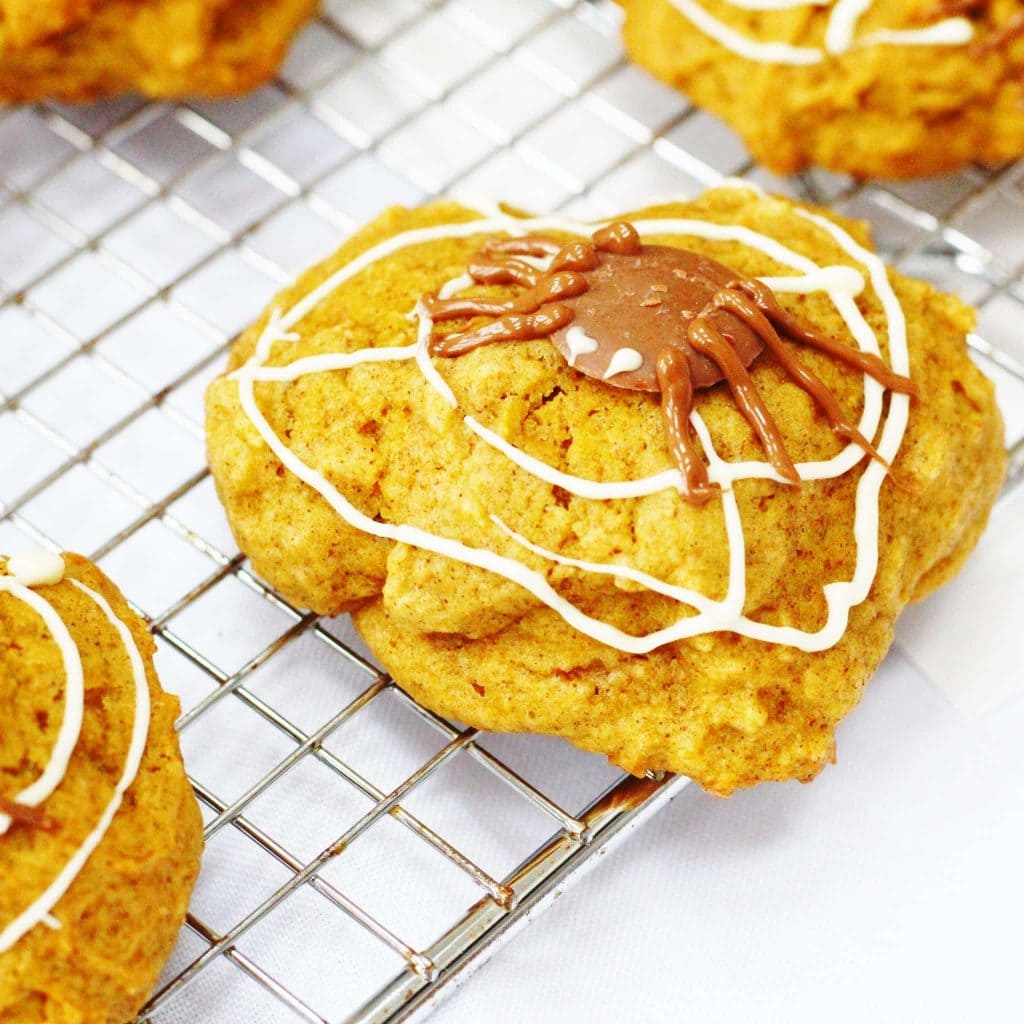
[
  {"left": 424, "top": 222, "right": 916, "bottom": 504},
  {"left": 549, "top": 243, "right": 765, "bottom": 393}
]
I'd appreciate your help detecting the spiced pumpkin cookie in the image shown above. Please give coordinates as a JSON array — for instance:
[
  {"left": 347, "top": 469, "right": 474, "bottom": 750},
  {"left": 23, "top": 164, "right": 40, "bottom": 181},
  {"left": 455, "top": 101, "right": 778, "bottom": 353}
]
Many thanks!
[
  {"left": 620, "top": 0, "right": 1024, "bottom": 179},
  {"left": 1, "top": 551, "right": 202, "bottom": 1023},
  {"left": 205, "top": 186, "right": 1005, "bottom": 794},
  {"left": 0, "top": 0, "right": 315, "bottom": 103}
]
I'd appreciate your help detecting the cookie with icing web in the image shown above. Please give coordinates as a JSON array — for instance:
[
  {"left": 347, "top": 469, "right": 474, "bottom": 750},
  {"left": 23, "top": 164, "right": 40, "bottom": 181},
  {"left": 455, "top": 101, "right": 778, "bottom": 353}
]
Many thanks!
[{"left": 205, "top": 187, "right": 1005, "bottom": 793}]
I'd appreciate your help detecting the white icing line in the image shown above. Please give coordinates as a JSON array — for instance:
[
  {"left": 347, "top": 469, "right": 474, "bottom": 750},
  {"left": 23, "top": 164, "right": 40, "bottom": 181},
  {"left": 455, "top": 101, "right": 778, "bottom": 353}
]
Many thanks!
[
  {"left": 825, "top": 0, "right": 873, "bottom": 54},
  {"left": 231, "top": 207, "right": 910, "bottom": 654},
  {"left": 234, "top": 346, "right": 419, "bottom": 383},
  {"left": 464, "top": 415, "right": 683, "bottom": 499},
  {"left": 450, "top": 196, "right": 523, "bottom": 229},
  {"left": 491, "top": 423, "right": 750, "bottom": 621},
  {"left": 40, "top": 913, "right": 60, "bottom": 931},
  {"left": 415, "top": 304, "right": 458, "bottom": 409},
  {"left": 0, "top": 581, "right": 151, "bottom": 954},
  {"left": 0, "top": 557, "right": 83, "bottom": 838},
  {"left": 491, "top": 515, "right": 717, "bottom": 613},
  {"left": 603, "top": 347, "right": 644, "bottom": 379},
  {"left": 439, "top": 273, "right": 476, "bottom": 300},
  {"left": 670, "top": 0, "right": 976, "bottom": 65},
  {"left": 633, "top": 216, "right": 831, "bottom": 273},
  {"left": 728, "top": 0, "right": 831, "bottom": 8},
  {"left": 270, "top": 221, "right": 524, "bottom": 343},
  {"left": 668, "top": 0, "right": 824, "bottom": 65},
  {"left": 237, "top": 369, "right": 707, "bottom": 653},
  {"left": 858, "top": 18, "right": 974, "bottom": 47},
  {"left": 761, "top": 266, "right": 864, "bottom": 296}
]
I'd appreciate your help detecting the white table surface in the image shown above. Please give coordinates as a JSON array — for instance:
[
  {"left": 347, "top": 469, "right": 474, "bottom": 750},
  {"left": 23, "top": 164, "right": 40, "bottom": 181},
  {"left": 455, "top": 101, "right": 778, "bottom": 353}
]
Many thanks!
[{"left": 438, "top": 645, "right": 1024, "bottom": 1024}]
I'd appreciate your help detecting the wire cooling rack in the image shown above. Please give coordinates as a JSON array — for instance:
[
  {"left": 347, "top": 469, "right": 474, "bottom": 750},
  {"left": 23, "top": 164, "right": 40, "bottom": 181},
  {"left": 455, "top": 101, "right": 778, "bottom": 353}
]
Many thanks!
[{"left": 2, "top": 1, "right": 1024, "bottom": 1021}]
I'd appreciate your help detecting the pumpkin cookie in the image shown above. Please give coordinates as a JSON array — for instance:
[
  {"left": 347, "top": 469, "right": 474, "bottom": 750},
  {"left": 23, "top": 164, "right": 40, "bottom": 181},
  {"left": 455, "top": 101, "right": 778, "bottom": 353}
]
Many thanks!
[
  {"left": 620, "top": 0, "right": 1024, "bottom": 179},
  {"left": 205, "top": 186, "right": 1005, "bottom": 794},
  {"left": 0, "top": 0, "right": 315, "bottom": 103},
  {"left": 1, "top": 551, "right": 202, "bottom": 1023}
]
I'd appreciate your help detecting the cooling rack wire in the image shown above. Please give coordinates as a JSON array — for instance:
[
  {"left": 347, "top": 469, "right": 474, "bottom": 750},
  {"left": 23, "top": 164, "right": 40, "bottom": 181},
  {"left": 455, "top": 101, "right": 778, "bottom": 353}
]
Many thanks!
[{"left": 1, "top": 0, "right": 1023, "bottom": 1021}]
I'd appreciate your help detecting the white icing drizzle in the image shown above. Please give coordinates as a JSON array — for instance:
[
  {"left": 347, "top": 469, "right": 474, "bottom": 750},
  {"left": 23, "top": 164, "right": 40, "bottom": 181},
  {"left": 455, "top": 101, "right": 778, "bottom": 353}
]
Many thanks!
[
  {"left": 0, "top": 554, "right": 83, "bottom": 838},
  {"left": 464, "top": 414, "right": 681, "bottom": 498},
  {"left": 236, "top": 345, "right": 420, "bottom": 384},
  {"left": 5, "top": 550, "right": 66, "bottom": 587},
  {"left": 762, "top": 265, "right": 864, "bottom": 296},
  {"left": 564, "top": 325, "right": 600, "bottom": 367},
  {"left": 824, "top": 0, "right": 874, "bottom": 54},
  {"left": 730, "top": 0, "right": 831, "bottom": 8},
  {"left": 668, "top": 0, "right": 824, "bottom": 64},
  {"left": 230, "top": 208, "right": 912, "bottom": 656},
  {"left": 0, "top": 563, "right": 152, "bottom": 954},
  {"left": 858, "top": 19, "right": 975, "bottom": 47},
  {"left": 667, "top": 0, "right": 976, "bottom": 66},
  {"left": 491, "top": 515, "right": 731, "bottom": 618},
  {"left": 603, "top": 347, "right": 645, "bottom": 379}
]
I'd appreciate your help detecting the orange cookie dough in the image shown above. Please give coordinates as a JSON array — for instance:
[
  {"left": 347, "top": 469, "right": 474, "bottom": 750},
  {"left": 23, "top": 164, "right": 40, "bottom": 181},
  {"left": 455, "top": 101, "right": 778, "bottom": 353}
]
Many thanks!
[
  {"left": 205, "top": 187, "right": 1005, "bottom": 794},
  {"left": 620, "top": 0, "right": 1024, "bottom": 179},
  {"left": 1, "top": 552, "right": 202, "bottom": 1024},
  {"left": 0, "top": 0, "right": 315, "bottom": 103}
]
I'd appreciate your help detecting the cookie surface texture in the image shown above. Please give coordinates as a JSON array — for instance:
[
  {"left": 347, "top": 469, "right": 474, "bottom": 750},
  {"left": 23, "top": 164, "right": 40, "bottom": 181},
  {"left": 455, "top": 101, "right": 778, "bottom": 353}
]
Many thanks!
[
  {"left": 205, "top": 187, "right": 1005, "bottom": 794},
  {"left": 620, "top": 0, "right": 1024, "bottom": 178},
  {"left": 0, "top": 552, "right": 202, "bottom": 1023},
  {"left": 0, "top": 0, "right": 315, "bottom": 102}
]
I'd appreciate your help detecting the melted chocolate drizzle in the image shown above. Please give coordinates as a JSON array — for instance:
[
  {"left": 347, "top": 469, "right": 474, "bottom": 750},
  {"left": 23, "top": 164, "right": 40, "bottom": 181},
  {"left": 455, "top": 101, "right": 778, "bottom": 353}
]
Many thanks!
[
  {"left": 424, "top": 222, "right": 917, "bottom": 503},
  {"left": 925, "top": 0, "right": 1024, "bottom": 52},
  {"left": 973, "top": 8, "right": 1024, "bottom": 52},
  {"left": 928, "top": 0, "right": 990, "bottom": 16},
  {"left": 0, "top": 795, "right": 57, "bottom": 833}
]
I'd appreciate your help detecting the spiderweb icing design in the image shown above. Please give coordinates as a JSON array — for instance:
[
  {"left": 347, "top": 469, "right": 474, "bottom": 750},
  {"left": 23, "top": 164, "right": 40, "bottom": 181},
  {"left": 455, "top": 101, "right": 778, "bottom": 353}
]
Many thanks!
[{"left": 230, "top": 197, "right": 914, "bottom": 655}]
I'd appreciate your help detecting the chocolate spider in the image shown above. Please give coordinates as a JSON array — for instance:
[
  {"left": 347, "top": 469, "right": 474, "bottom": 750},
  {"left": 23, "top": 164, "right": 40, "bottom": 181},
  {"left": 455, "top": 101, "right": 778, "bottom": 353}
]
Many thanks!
[{"left": 423, "top": 222, "right": 917, "bottom": 505}]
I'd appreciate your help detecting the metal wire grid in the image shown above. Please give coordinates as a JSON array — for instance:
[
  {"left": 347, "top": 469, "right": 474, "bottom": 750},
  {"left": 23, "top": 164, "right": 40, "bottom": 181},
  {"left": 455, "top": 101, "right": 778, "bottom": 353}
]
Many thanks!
[{"left": 1, "top": 0, "right": 1023, "bottom": 1021}]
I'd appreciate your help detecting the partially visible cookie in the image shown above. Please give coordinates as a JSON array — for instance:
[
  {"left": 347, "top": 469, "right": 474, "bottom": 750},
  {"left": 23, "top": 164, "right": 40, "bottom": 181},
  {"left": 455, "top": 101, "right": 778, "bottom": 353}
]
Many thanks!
[
  {"left": 0, "top": 551, "right": 202, "bottom": 1024},
  {"left": 0, "top": 0, "right": 315, "bottom": 103},
  {"left": 620, "top": 0, "right": 1024, "bottom": 179}
]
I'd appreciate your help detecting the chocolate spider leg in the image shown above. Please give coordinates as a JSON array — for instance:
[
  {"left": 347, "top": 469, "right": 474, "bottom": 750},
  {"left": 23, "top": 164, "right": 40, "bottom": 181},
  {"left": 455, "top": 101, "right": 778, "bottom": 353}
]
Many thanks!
[
  {"left": 423, "top": 293, "right": 508, "bottom": 320},
  {"left": 655, "top": 347, "right": 719, "bottom": 505},
  {"left": 592, "top": 222, "right": 642, "bottom": 255},
  {"left": 0, "top": 795, "right": 57, "bottom": 833},
  {"left": 482, "top": 237, "right": 562, "bottom": 258},
  {"left": 549, "top": 240, "right": 598, "bottom": 274},
  {"left": 926, "top": 0, "right": 985, "bottom": 18},
  {"left": 687, "top": 315, "right": 802, "bottom": 485},
  {"left": 732, "top": 277, "right": 918, "bottom": 398},
  {"left": 426, "top": 272, "right": 588, "bottom": 323},
  {"left": 711, "top": 288, "right": 891, "bottom": 468},
  {"left": 468, "top": 256, "right": 540, "bottom": 288},
  {"left": 433, "top": 305, "right": 575, "bottom": 357},
  {"left": 424, "top": 256, "right": 541, "bottom": 320}
]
